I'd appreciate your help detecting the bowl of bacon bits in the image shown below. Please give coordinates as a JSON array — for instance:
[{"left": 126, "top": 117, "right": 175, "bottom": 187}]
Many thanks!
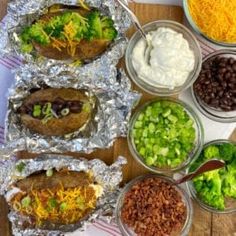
[{"left": 116, "top": 174, "right": 193, "bottom": 236}]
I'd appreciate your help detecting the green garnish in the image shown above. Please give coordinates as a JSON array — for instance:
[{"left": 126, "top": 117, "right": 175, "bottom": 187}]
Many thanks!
[
  {"left": 82, "top": 102, "right": 91, "bottom": 113},
  {"left": 60, "top": 202, "right": 67, "bottom": 211},
  {"left": 132, "top": 101, "right": 196, "bottom": 168},
  {"left": 42, "top": 102, "right": 52, "bottom": 115},
  {"left": 48, "top": 198, "right": 58, "bottom": 208},
  {"left": 46, "top": 169, "right": 53, "bottom": 177},
  {"left": 42, "top": 102, "right": 53, "bottom": 124},
  {"left": 33, "top": 105, "right": 42, "bottom": 117},
  {"left": 21, "top": 196, "right": 31, "bottom": 208},
  {"left": 61, "top": 108, "right": 70, "bottom": 116},
  {"left": 190, "top": 143, "right": 236, "bottom": 210},
  {"left": 16, "top": 162, "right": 26, "bottom": 173},
  {"left": 85, "top": 12, "right": 117, "bottom": 40},
  {"left": 76, "top": 197, "right": 85, "bottom": 210}
]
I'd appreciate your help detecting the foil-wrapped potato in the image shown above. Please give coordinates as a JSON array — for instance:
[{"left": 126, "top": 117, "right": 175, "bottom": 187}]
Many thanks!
[
  {"left": 19, "top": 88, "right": 94, "bottom": 136},
  {"left": 20, "top": 4, "right": 117, "bottom": 61},
  {"left": 9, "top": 169, "right": 103, "bottom": 229}
]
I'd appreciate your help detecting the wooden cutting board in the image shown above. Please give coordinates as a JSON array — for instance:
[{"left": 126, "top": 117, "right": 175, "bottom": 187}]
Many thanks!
[{"left": 0, "top": 2, "right": 235, "bottom": 236}]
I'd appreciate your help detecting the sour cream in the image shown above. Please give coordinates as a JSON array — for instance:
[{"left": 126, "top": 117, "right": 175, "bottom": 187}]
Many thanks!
[{"left": 132, "top": 27, "right": 195, "bottom": 89}]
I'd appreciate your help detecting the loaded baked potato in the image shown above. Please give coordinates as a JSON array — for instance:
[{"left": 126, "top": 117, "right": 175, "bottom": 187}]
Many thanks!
[
  {"left": 20, "top": 4, "right": 117, "bottom": 61},
  {"left": 9, "top": 169, "right": 103, "bottom": 229},
  {"left": 19, "top": 88, "right": 94, "bottom": 136}
]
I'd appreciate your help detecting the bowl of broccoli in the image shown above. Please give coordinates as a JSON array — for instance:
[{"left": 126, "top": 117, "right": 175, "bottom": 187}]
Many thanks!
[{"left": 187, "top": 140, "right": 236, "bottom": 213}]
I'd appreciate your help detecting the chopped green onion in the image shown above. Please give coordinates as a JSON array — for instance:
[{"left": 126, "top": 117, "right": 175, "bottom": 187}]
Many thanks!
[
  {"left": 76, "top": 197, "right": 85, "bottom": 210},
  {"left": 33, "top": 104, "right": 42, "bottom": 117},
  {"left": 42, "top": 102, "right": 52, "bottom": 115},
  {"left": 48, "top": 198, "right": 58, "bottom": 208},
  {"left": 61, "top": 108, "right": 70, "bottom": 116},
  {"left": 46, "top": 169, "right": 53, "bottom": 177},
  {"left": 60, "top": 202, "right": 67, "bottom": 211},
  {"left": 21, "top": 196, "right": 31, "bottom": 208},
  {"left": 16, "top": 162, "right": 26, "bottom": 173},
  {"left": 132, "top": 101, "right": 196, "bottom": 168}
]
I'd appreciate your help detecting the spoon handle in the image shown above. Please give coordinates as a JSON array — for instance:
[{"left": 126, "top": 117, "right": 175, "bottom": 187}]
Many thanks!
[
  {"left": 116, "top": 0, "right": 147, "bottom": 40},
  {"left": 174, "top": 159, "right": 225, "bottom": 185}
]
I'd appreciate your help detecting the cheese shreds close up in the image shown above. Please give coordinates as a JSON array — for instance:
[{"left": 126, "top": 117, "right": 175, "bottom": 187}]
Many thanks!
[
  {"left": 11, "top": 185, "right": 100, "bottom": 225},
  {"left": 188, "top": 0, "right": 236, "bottom": 43}
]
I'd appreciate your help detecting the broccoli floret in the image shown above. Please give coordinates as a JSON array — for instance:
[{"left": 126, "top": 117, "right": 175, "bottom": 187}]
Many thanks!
[
  {"left": 222, "top": 173, "right": 236, "bottom": 198},
  {"left": 86, "top": 11, "right": 102, "bottom": 39},
  {"left": 102, "top": 27, "right": 117, "bottom": 40},
  {"left": 20, "top": 27, "right": 34, "bottom": 53},
  {"left": 203, "top": 145, "right": 220, "bottom": 160},
  {"left": 193, "top": 170, "right": 225, "bottom": 210},
  {"left": 29, "top": 23, "right": 50, "bottom": 45},
  {"left": 101, "top": 16, "right": 117, "bottom": 40},
  {"left": 20, "top": 23, "right": 50, "bottom": 52},
  {"left": 20, "top": 26, "right": 31, "bottom": 42},
  {"left": 86, "top": 11, "right": 117, "bottom": 41},
  {"left": 193, "top": 178, "right": 204, "bottom": 192},
  {"left": 219, "top": 143, "right": 236, "bottom": 162},
  {"left": 221, "top": 157, "right": 236, "bottom": 198}
]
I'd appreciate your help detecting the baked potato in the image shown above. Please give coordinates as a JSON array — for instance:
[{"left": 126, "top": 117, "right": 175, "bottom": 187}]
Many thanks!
[
  {"left": 19, "top": 88, "right": 94, "bottom": 136},
  {"left": 9, "top": 169, "right": 103, "bottom": 228},
  {"left": 20, "top": 5, "right": 117, "bottom": 61}
]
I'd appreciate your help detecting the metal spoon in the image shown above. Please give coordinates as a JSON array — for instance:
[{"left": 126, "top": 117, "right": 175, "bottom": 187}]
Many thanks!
[
  {"left": 116, "top": 0, "right": 152, "bottom": 64},
  {"left": 174, "top": 159, "right": 225, "bottom": 185}
]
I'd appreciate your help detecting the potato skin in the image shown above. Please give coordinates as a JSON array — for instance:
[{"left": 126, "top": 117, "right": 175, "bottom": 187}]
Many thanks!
[
  {"left": 15, "top": 170, "right": 93, "bottom": 192},
  {"left": 20, "top": 88, "right": 93, "bottom": 136},
  {"left": 32, "top": 10, "right": 111, "bottom": 60},
  {"left": 33, "top": 39, "right": 110, "bottom": 60}
]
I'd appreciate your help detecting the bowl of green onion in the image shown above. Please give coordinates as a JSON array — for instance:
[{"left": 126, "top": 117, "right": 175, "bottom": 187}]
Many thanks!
[
  {"left": 187, "top": 140, "right": 236, "bottom": 213},
  {"left": 128, "top": 98, "right": 204, "bottom": 174}
]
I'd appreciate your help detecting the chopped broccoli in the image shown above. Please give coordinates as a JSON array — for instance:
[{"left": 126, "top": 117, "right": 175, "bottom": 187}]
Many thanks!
[
  {"left": 194, "top": 170, "right": 225, "bottom": 210},
  {"left": 191, "top": 143, "right": 236, "bottom": 210},
  {"left": 86, "top": 11, "right": 117, "bottom": 41},
  {"left": 102, "top": 27, "right": 117, "bottom": 40},
  {"left": 28, "top": 22, "right": 50, "bottom": 45},
  {"left": 86, "top": 11, "right": 102, "bottom": 39},
  {"left": 219, "top": 143, "right": 236, "bottom": 162},
  {"left": 222, "top": 172, "right": 236, "bottom": 198},
  {"left": 203, "top": 145, "right": 220, "bottom": 160}
]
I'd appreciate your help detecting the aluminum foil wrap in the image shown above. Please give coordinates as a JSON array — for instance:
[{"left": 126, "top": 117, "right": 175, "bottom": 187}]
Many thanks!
[
  {"left": 0, "top": 154, "right": 127, "bottom": 236},
  {"left": 2, "top": 62, "right": 140, "bottom": 154},
  {"left": 0, "top": 0, "right": 132, "bottom": 70}
]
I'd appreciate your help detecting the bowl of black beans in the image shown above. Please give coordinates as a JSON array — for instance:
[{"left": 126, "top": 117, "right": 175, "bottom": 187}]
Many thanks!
[{"left": 192, "top": 50, "right": 236, "bottom": 122}]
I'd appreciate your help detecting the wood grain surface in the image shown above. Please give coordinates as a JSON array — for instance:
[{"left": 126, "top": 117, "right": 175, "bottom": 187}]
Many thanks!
[{"left": 0, "top": 1, "right": 235, "bottom": 236}]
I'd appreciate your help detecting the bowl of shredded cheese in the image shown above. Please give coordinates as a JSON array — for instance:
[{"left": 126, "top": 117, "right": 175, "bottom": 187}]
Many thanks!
[{"left": 183, "top": 0, "right": 236, "bottom": 47}]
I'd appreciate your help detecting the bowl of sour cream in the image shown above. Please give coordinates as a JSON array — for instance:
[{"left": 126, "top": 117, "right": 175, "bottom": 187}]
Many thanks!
[{"left": 126, "top": 20, "right": 202, "bottom": 96}]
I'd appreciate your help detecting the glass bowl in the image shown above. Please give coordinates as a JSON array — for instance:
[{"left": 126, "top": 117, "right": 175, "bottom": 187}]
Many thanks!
[
  {"left": 127, "top": 98, "right": 204, "bottom": 174},
  {"left": 183, "top": 0, "right": 236, "bottom": 47},
  {"left": 125, "top": 20, "right": 202, "bottom": 96},
  {"left": 191, "top": 50, "right": 236, "bottom": 123},
  {"left": 116, "top": 174, "right": 193, "bottom": 236},
  {"left": 187, "top": 139, "right": 236, "bottom": 214}
]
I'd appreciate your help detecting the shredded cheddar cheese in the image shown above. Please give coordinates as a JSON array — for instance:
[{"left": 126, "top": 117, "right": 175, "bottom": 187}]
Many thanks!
[
  {"left": 188, "top": 0, "right": 236, "bottom": 43},
  {"left": 78, "top": 0, "right": 90, "bottom": 11},
  {"left": 12, "top": 185, "right": 99, "bottom": 225}
]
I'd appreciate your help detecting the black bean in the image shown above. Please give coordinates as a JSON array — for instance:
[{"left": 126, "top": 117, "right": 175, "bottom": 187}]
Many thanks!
[{"left": 194, "top": 55, "right": 236, "bottom": 112}]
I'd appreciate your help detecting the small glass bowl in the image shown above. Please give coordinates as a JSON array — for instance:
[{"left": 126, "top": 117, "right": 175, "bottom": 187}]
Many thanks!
[
  {"left": 127, "top": 98, "right": 204, "bottom": 174},
  {"left": 116, "top": 174, "right": 193, "bottom": 236},
  {"left": 125, "top": 20, "right": 202, "bottom": 96},
  {"left": 187, "top": 139, "right": 236, "bottom": 214},
  {"left": 183, "top": 0, "right": 236, "bottom": 47},
  {"left": 191, "top": 50, "right": 236, "bottom": 123}
]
